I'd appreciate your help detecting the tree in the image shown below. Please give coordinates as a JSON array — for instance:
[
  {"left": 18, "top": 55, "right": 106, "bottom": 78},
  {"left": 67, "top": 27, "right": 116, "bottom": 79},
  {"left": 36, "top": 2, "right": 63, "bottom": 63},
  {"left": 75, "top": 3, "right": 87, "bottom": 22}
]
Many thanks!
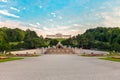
[
  {"left": 49, "top": 39, "right": 59, "bottom": 46},
  {"left": 62, "top": 27, "right": 120, "bottom": 52},
  {"left": 111, "top": 43, "right": 120, "bottom": 52}
]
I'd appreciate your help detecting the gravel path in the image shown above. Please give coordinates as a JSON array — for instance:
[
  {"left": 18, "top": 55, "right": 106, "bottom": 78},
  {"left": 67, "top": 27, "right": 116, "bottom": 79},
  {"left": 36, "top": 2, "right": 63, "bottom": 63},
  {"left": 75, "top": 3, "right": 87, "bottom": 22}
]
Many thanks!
[{"left": 0, "top": 54, "right": 120, "bottom": 80}]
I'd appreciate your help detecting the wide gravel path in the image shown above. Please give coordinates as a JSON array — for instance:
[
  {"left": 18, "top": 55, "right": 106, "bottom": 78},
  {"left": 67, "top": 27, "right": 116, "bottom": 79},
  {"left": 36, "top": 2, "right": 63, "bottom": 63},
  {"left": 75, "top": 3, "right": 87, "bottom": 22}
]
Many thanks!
[{"left": 0, "top": 54, "right": 120, "bottom": 80}]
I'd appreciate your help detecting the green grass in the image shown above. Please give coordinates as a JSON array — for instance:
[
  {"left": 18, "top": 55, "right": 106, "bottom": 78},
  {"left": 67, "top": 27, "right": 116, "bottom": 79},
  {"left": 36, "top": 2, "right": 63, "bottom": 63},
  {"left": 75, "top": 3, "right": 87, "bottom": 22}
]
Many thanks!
[
  {"left": 9, "top": 41, "right": 24, "bottom": 45},
  {"left": 100, "top": 57, "right": 120, "bottom": 62},
  {"left": 0, "top": 57, "right": 24, "bottom": 63},
  {"left": 55, "top": 38, "right": 66, "bottom": 42}
]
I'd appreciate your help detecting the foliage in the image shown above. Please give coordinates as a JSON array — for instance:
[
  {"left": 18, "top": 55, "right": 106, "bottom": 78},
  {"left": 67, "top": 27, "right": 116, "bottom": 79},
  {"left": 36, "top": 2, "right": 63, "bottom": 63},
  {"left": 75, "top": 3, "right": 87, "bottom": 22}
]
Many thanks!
[
  {"left": 107, "top": 51, "right": 120, "bottom": 56},
  {"left": 0, "top": 27, "right": 55, "bottom": 51},
  {"left": 49, "top": 39, "right": 59, "bottom": 46},
  {"left": 1, "top": 27, "right": 120, "bottom": 52},
  {"left": 62, "top": 27, "right": 120, "bottom": 52}
]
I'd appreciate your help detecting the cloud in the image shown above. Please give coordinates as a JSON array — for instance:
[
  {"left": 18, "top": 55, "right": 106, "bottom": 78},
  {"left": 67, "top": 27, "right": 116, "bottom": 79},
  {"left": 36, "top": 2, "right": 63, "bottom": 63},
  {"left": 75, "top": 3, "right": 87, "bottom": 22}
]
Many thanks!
[
  {"left": 58, "top": 16, "right": 63, "bottom": 19},
  {"left": 0, "top": 20, "right": 46, "bottom": 36},
  {"left": 23, "top": 7, "right": 26, "bottom": 10},
  {"left": 101, "top": 11, "right": 120, "bottom": 27},
  {"left": 0, "top": 0, "right": 8, "bottom": 2},
  {"left": 10, "top": 7, "right": 20, "bottom": 12},
  {"left": 0, "top": 10, "right": 20, "bottom": 18},
  {"left": 89, "top": 6, "right": 120, "bottom": 27},
  {"left": 41, "top": 25, "right": 84, "bottom": 36},
  {"left": 0, "top": 20, "right": 25, "bottom": 29},
  {"left": 50, "top": 12, "right": 56, "bottom": 17},
  {"left": 36, "top": 22, "right": 41, "bottom": 25},
  {"left": 28, "top": 23, "right": 41, "bottom": 29},
  {"left": 39, "top": 5, "right": 43, "bottom": 9},
  {"left": 48, "top": 19, "right": 53, "bottom": 22},
  {"left": 0, "top": 17, "right": 86, "bottom": 37},
  {"left": 1, "top": 0, "right": 120, "bottom": 37}
]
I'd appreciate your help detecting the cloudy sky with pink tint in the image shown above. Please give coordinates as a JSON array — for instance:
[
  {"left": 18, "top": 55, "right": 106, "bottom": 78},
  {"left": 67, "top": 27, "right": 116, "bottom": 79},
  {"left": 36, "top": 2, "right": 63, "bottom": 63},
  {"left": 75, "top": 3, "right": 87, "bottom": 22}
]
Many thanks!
[{"left": 0, "top": 0, "right": 120, "bottom": 36}]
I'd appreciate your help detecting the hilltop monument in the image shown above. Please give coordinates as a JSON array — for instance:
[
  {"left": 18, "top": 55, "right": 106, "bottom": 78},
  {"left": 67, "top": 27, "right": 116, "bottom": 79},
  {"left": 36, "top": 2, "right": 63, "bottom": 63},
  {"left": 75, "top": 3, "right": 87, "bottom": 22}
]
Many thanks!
[{"left": 44, "top": 42, "right": 75, "bottom": 54}]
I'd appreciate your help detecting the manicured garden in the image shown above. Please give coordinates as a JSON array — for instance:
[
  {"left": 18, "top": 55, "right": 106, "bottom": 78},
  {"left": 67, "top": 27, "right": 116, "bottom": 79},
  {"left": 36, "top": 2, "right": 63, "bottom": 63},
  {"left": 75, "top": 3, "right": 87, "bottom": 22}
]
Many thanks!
[
  {"left": 0, "top": 57, "right": 23, "bottom": 63},
  {"left": 81, "top": 51, "right": 120, "bottom": 62},
  {"left": 100, "top": 57, "right": 120, "bottom": 62},
  {"left": 0, "top": 52, "right": 40, "bottom": 63},
  {"left": 80, "top": 52, "right": 106, "bottom": 57},
  {"left": 0, "top": 53, "right": 23, "bottom": 63},
  {"left": 81, "top": 53, "right": 105, "bottom": 57},
  {"left": 6, "top": 52, "right": 40, "bottom": 57},
  {"left": 99, "top": 51, "right": 120, "bottom": 62}
]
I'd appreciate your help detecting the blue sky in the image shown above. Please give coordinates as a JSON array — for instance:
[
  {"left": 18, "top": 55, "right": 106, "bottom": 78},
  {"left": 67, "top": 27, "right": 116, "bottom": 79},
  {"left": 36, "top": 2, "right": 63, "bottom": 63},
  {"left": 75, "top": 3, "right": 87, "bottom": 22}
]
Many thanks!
[{"left": 0, "top": 0, "right": 120, "bottom": 36}]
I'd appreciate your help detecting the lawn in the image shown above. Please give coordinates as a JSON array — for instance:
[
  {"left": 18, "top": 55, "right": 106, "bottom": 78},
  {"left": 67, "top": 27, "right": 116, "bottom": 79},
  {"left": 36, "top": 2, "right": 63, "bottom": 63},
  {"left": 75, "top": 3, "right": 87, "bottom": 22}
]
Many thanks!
[
  {"left": 100, "top": 57, "right": 120, "bottom": 62},
  {"left": 0, "top": 57, "right": 24, "bottom": 63},
  {"left": 9, "top": 41, "right": 24, "bottom": 45},
  {"left": 55, "top": 38, "right": 66, "bottom": 42}
]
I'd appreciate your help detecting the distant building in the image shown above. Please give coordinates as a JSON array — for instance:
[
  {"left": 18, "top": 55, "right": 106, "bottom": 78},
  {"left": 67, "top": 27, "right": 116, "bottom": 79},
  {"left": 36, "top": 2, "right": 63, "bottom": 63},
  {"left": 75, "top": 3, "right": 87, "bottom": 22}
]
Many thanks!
[{"left": 46, "top": 33, "right": 71, "bottom": 39}]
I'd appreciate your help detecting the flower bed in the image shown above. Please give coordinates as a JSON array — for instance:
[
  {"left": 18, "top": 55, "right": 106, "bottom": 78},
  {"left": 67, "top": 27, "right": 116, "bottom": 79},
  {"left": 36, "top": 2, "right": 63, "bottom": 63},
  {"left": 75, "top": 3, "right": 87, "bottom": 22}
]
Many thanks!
[
  {"left": 14, "top": 53, "right": 39, "bottom": 57},
  {"left": 112, "top": 56, "right": 120, "bottom": 59},
  {"left": 82, "top": 53, "right": 104, "bottom": 57},
  {"left": 0, "top": 56, "right": 9, "bottom": 59},
  {"left": 87, "top": 54, "right": 104, "bottom": 56}
]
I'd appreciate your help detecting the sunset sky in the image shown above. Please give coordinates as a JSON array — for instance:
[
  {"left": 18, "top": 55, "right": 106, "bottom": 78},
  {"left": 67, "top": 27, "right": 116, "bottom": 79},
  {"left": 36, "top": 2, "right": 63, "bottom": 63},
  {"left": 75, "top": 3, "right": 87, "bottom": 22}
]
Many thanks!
[{"left": 0, "top": 0, "right": 120, "bottom": 36}]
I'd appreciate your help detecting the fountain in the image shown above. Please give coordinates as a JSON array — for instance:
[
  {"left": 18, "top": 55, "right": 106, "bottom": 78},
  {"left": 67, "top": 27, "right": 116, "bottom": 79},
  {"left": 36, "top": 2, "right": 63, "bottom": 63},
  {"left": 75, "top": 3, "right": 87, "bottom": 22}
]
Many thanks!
[{"left": 44, "top": 42, "right": 75, "bottom": 54}]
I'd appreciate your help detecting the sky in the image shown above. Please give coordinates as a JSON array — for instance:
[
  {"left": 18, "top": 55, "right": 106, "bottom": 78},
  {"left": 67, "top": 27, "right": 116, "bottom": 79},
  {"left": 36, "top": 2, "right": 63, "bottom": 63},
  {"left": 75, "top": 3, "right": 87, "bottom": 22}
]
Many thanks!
[{"left": 0, "top": 0, "right": 120, "bottom": 36}]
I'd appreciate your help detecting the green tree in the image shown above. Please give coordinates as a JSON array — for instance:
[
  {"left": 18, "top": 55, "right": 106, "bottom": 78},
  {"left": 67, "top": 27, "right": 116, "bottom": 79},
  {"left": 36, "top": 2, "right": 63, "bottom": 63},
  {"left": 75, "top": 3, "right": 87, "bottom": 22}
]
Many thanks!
[{"left": 49, "top": 39, "right": 59, "bottom": 46}]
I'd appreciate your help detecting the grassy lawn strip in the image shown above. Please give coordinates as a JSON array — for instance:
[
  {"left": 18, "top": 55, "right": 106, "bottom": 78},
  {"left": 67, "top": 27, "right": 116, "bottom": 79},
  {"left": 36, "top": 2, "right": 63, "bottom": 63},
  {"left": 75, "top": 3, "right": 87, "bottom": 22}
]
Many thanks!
[
  {"left": 100, "top": 57, "right": 120, "bottom": 62},
  {"left": 0, "top": 57, "right": 24, "bottom": 63},
  {"left": 55, "top": 38, "right": 66, "bottom": 42}
]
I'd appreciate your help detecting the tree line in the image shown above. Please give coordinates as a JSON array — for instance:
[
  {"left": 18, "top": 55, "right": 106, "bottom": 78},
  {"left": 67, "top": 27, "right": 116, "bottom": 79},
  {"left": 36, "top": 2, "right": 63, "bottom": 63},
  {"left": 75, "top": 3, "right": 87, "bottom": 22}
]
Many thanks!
[
  {"left": 1, "top": 27, "right": 120, "bottom": 52},
  {"left": 0, "top": 27, "right": 58, "bottom": 52},
  {"left": 62, "top": 27, "right": 120, "bottom": 52}
]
